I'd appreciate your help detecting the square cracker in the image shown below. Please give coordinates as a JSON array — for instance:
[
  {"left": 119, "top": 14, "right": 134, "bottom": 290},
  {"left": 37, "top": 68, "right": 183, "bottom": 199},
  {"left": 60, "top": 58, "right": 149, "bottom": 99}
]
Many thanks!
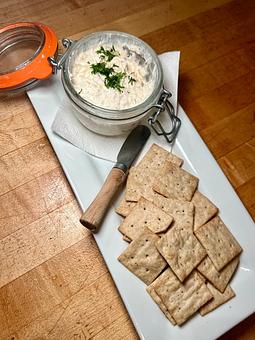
[
  {"left": 153, "top": 161, "right": 198, "bottom": 201},
  {"left": 195, "top": 216, "right": 242, "bottom": 271},
  {"left": 118, "top": 197, "right": 173, "bottom": 241},
  {"left": 156, "top": 224, "right": 206, "bottom": 282},
  {"left": 115, "top": 196, "right": 137, "bottom": 217},
  {"left": 125, "top": 167, "right": 148, "bottom": 203},
  {"left": 122, "top": 235, "right": 132, "bottom": 243},
  {"left": 125, "top": 167, "right": 161, "bottom": 204},
  {"left": 154, "top": 269, "right": 212, "bottom": 325},
  {"left": 200, "top": 283, "right": 235, "bottom": 316},
  {"left": 125, "top": 144, "right": 183, "bottom": 202},
  {"left": 166, "top": 153, "right": 184, "bottom": 168},
  {"left": 152, "top": 194, "right": 194, "bottom": 230},
  {"left": 147, "top": 270, "right": 176, "bottom": 325},
  {"left": 118, "top": 228, "right": 167, "bottom": 285},
  {"left": 197, "top": 272, "right": 207, "bottom": 283},
  {"left": 192, "top": 191, "right": 218, "bottom": 231},
  {"left": 197, "top": 256, "right": 239, "bottom": 293},
  {"left": 137, "top": 144, "right": 183, "bottom": 171}
]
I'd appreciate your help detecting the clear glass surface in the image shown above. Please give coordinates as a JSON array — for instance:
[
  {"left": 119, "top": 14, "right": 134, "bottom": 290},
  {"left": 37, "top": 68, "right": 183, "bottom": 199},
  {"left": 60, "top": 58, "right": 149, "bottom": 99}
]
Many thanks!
[
  {"left": 61, "top": 31, "right": 163, "bottom": 122},
  {"left": 0, "top": 24, "right": 45, "bottom": 75}
]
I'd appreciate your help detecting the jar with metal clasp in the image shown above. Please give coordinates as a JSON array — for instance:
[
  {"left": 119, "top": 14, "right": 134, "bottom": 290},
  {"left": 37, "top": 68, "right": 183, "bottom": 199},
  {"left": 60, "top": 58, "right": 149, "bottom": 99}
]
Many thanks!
[{"left": 0, "top": 23, "right": 180, "bottom": 142}]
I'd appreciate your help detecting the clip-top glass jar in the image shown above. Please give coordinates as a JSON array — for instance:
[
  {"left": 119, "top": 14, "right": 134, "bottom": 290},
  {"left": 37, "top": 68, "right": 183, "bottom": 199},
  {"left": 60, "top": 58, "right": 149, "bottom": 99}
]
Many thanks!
[
  {"left": 61, "top": 31, "right": 180, "bottom": 140},
  {"left": 61, "top": 31, "right": 162, "bottom": 136},
  {"left": 0, "top": 22, "right": 58, "bottom": 92},
  {"left": 0, "top": 23, "right": 180, "bottom": 142}
]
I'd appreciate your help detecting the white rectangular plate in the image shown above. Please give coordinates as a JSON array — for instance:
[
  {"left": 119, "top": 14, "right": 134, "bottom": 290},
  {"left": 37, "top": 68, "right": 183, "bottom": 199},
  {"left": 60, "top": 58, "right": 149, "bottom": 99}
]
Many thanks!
[{"left": 27, "top": 77, "right": 255, "bottom": 340}]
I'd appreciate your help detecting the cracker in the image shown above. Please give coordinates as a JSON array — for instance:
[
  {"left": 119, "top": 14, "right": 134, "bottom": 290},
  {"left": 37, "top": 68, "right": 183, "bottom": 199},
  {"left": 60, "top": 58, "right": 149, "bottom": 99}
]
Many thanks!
[
  {"left": 154, "top": 269, "right": 212, "bottom": 325},
  {"left": 125, "top": 144, "right": 183, "bottom": 202},
  {"left": 153, "top": 161, "right": 198, "bottom": 201},
  {"left": 152, "top": 194, "right": 194, "bottom": 230},
  {"left": 195, "top": 216, "right": 242, "bottom": 271},
  {"left": 200, "top": 283, "right": 235, "bottom": 316},
  {"left": 115, "top": 196, "right": 136, "bottom": 217},
  {"left": 192, "top": 191, "right": 218, "bottom": 231},
  {"left": 122, "top": 235, "right": 132, "bottom": 243},
  {"left": 197, "top": 256, "right": 239, "bottom": 293},
  {"left": 118, "top": 229, "right": 167, "bottom": 285},
  {"left": 147, "top": 270, "right": 176, "bottom": 325},
  {"left": 125, "top": 167, "right": 145, "bottom": 202},
  {"left": 125, "top": 167, "right": 162, "bottom": 203},
  {"left": 118, "top": 197, "right": 173, "bottom": 241},
  {"left": 157, "top": 224, "right": 206, "bottom": 281},
  {"left": 137, "top": 144, "right": 183, "bottom": 170},
  {"left": 166, "top": 153, "right": 183, "bottom": 168},
  {"left": 197, "top": 272, "right": 207, "bottom": 283}
]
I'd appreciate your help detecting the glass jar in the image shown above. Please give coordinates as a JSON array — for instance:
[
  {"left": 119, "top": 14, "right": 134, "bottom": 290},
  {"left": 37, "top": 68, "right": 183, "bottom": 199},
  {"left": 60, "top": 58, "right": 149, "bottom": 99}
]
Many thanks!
[
  {"left": 61, "top": 31, "right": 164, "bottom": 136},
  {"left": 0, "top": 22, "right": 58, "bottom": 92},
  {"left": 0, "top": 24, "right": 180, "bottom": 142}
]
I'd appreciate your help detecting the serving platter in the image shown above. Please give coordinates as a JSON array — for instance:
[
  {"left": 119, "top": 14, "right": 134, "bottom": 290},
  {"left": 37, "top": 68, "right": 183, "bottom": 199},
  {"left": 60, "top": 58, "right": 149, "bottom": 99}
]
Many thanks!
[{"left": 27, "top": 75, "right": 255, "bottom": 340}]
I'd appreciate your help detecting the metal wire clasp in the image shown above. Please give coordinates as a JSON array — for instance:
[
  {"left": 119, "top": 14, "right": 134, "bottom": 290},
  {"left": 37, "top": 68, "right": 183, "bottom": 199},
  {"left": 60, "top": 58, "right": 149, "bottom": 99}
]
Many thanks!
[
  {"left": 48, "top": 38, "right": 75, "bottom": 74},
  {"left": 148, "top": 88, "right": 181, "bottom": 143}
]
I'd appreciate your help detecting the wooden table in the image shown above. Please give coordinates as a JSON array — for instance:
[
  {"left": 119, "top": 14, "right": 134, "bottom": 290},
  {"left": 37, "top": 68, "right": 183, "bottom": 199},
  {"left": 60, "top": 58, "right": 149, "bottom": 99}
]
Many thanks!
[{"left": 0, "top": 0, "right": 254, "bottom": 338}]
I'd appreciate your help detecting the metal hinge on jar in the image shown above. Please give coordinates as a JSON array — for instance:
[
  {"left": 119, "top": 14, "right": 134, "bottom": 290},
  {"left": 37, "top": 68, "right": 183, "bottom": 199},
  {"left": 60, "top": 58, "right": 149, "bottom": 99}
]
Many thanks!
[
  {"left": 48, "top": 38, "right": 75, "bottom": 74},
  {"left": 148, "top": 88, "right": 181, "bottom": 144}
]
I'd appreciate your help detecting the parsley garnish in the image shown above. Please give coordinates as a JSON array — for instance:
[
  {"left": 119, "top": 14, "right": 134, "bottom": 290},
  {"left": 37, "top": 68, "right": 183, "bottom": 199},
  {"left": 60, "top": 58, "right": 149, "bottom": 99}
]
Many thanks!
[
  {"left": 128, "top": 76, "right": 136, "bottom": 85},
  {"left": 90, "top": 62, "right": 114, "bottom": 77},
  {"left": 96, "top": 45, "right": 120, "bottom": 62},
  {"left": 90, "top": 62, "right": 125, "bottom": 92},
  {"left": 90, "top": 46, "right": 136, "bottom": 92},
  {"left": 104, "top": 72, "right": 126, "bottom": 92}
]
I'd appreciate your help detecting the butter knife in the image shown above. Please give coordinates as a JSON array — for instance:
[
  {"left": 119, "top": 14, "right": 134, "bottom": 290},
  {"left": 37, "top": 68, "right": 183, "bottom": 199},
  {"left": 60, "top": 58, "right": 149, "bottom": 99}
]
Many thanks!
[{"left": 80, "top": 125, "right": 151, "bottom": 232}]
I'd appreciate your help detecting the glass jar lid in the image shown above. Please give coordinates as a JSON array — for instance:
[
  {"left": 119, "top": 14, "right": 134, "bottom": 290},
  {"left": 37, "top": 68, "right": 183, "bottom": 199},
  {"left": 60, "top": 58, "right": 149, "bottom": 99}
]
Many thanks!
[{"left": 0, "top": 22, "right": 58, "bottom": 92}]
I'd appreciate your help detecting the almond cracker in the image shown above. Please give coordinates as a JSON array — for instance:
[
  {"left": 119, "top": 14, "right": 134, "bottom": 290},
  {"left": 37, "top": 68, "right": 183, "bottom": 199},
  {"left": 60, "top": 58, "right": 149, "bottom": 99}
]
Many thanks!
[
  {"left": 152, "top": 194, "right": 194, "bottom": 230},
  {"left": 118, "top": 228, "right": 167, "bottom": 285},
  {"left": 147, "top": 270, "right": 176, "bottom": 325},
  {"left": 153, "top": 161, "right": 198, "bottom": 201},
  {"left": 200, "top": 283, "right": 235, "bottom": 316},
  {"left": 115, "top": 196, "right": 136, "bottom": 217},
  {"left": 154, "top": 269, "right": 212, "bottom": 325},
  {"left": 118, "top": 197, "right": 173, "bottom": 241},
  {"left": 137, "top": 144, "right": 183, "bottom": 171},
  {"left": 125, "top": 144, "right": 183, "bottom": 202},
  {"left": 195, "top": 216, "right": 242, "bottom": 271},
  {"left": 157, "top": 224, "right": 207, "bottom": 282},
  {"left": 197, "top": 255, "right": 239, "bottom": 293},
  {"left": 192, "top": 191, "right": 218, "bottom": 230},
  {"left": 122, "top": 235, "right": 132, "bottom": 243},
  {"left": 125, "top": 168, "right": 161, "bottom": 204}
]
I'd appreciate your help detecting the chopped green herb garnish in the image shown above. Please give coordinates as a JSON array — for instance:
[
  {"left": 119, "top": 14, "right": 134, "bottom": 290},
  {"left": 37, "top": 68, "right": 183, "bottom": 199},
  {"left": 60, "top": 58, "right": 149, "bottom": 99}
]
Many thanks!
[
  {"left": 104, "top": 72, "right": 126, "bottom": 92},
  {"left": 90, "top": 62, "right": 114, "bottom": 77},
  {"left": 78, "top": 89, "right": 82, "bottom": 94},
  {"left": 128, "top": 76, "right": 136, "bottom": 85},
  {"left": 90, "top": 62, "right": 125, "bottom": 92},
  {"left": 90, "top": 46, "right": 136, "bottom": 92},
  {"left": 96, "top": 45, "right": 120, "bottom": 61}
]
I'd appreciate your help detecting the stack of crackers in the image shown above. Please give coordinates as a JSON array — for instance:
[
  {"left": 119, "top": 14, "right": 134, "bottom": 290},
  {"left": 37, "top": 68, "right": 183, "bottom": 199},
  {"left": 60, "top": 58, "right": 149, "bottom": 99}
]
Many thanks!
[{"left": 116, "top": 144, "right": 242, "bottom": 326}]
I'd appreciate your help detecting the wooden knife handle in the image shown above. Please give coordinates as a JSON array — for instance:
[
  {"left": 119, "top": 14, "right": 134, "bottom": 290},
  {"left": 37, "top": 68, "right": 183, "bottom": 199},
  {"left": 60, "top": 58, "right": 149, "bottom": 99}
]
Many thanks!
[{"left": 80, "top": 167, "right": 126, "bottom": 233}]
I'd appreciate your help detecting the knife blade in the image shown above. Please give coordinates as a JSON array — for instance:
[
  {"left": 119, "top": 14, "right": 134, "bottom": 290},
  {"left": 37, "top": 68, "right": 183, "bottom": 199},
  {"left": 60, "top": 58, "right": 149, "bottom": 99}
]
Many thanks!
[{"left": 80, "top": 125, "right": 151, "bottom": 232}]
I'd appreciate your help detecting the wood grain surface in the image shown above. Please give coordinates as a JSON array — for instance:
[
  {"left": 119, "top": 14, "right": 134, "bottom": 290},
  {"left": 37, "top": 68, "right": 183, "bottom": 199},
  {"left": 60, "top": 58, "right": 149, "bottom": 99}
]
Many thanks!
[
  {"left": 0, "top": 0, "right": 255, "bottom": 339},
  {"left": 80, "top": 168, "right": 126, "bottom": 232}
]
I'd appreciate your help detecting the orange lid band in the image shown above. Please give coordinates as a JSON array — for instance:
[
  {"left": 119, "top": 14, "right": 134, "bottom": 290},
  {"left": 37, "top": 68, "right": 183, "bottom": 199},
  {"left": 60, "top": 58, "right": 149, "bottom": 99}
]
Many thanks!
[{"left": 0, "top": 22, "right": 58, "bottom": 90}]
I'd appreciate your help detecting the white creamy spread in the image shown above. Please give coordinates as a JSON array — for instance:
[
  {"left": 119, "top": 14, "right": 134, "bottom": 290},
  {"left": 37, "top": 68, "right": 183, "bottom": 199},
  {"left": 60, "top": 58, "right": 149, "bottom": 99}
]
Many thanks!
[{"left": 70, "top": 42, "right": 155, "bottom": 110}]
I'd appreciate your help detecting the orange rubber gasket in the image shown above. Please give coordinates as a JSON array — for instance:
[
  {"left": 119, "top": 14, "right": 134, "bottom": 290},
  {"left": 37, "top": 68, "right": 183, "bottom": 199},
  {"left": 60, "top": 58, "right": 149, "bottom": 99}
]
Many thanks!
[{"left": 0, "top": 22, "right": 58, "bottom": 90}]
